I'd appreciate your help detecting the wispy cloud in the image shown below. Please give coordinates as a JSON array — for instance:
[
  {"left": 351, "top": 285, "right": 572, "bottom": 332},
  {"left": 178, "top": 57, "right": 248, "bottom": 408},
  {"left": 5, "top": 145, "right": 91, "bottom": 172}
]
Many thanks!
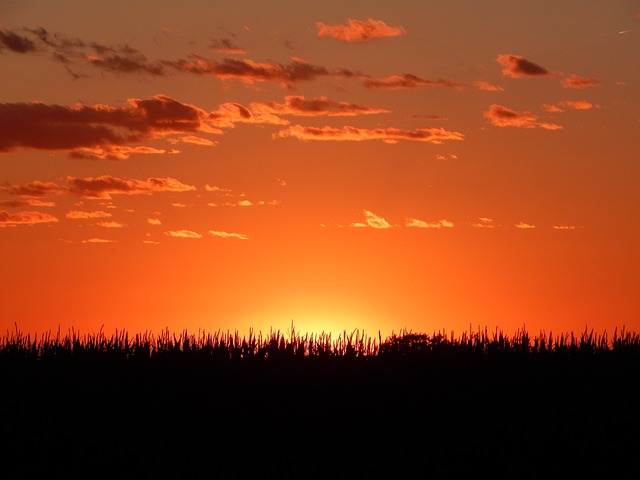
[
  {"left": 165, "top": 230, "right": 202, "bottom": 238},
  {"left": 484, "top": 104, "right": 563, "bottom": 130},
  {"left": 210, "top": 38, "right": 247, "bottom": 55},
  {"left": 497, "top": 54, "right": 552, "bottom": 78},
  {"left": 0, "top": 28, "right": 38, "bottom": 53},
  {"left": 543, "top": 100, "right": 594, "bottom": 112},
  {"left": 4, "top": 176, "right": 195, "bottom": 200},
  {"left": 406, "top": 218, "right": 454, "bottom": 228},
  {"left": 515, "top": 222, "right": 536, "bottom": 229},
  {"left": 250, "top": 95, "right": 389, "bottom": 117},
  {"left": 472, "top": 80, "right": 504, "bottom": 91},
  {"left": 147, "top": 218, "right": 162, "bottom": 225},
  {"left": 363, "top": 74, "right": 464, "bottom": 90},
  {"left": 97, "top": 221, "right": 125, "bottom": 228},
  {"left": 66, "top": 210, "right": 113, "bottom": 219},
  {"left": 560, "top": 74, "right": 601, "bottom": 89},
  {"left": 0, "top": 95, "right": 225, "bottom": 159},
  {"left": 316, "top": 18, "right": 405, "bottom": 43},
  {"left": 168, "top": 56, "right": 357, "bottom": 87},
  {"left": 65, "top": 176, "right": 196, "bottom": 199},
  {"left": 82, "top": 237, "right": 117, "bottom": 243},
  {"left": 0, "top": 210, "right": 58, "bottom": 226},
  {"left": 553, "top": 225, "right": 577, "bottom": 230},
  {"left": 209, "top": 230, "right": 249, "bottom": 240},
  {"left": 351, "top": 210, "right": 391, "bottom": 229},
  {"left": 472, "top": 217, "right": 496, "bottom": 229},
  {"left": 275, "top": 125, "right": 464, "bottom": 144}
]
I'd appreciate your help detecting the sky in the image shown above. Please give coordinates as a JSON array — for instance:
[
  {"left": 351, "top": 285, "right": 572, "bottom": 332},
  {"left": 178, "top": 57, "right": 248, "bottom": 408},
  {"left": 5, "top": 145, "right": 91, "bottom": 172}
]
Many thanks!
[{"left": 1, "top": 0, "right": 639, "bottom": 340}]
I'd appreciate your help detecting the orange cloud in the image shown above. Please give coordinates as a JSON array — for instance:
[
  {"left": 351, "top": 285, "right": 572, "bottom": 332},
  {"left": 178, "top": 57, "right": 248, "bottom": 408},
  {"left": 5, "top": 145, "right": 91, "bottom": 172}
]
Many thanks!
[
  {"left": 472, "top": 217, "right": 496, "bottom": 228},
  {"left": 316, "top": 18, "right": 405, "bottom": 43},
  {"left": 515, "top": 222, "right": 536, "bottom": 229},
  {"left": 168, "top": 135, "right": 218, "bottom": 146},
  {"left": 363, "top": 74, "right": 463, "bottom": 90},
  {"left": 0, "top": 95, "right": 222, "bottom": 158},
  {"left": 497, "top": 54, "right": 551, "bottom": 78},
  {"left": 553, "top": 225, "right": 577, "bottom": 230},
  {"left": 169, "top": 56, "right": 356, "bottom": 87},
  {"left": 560, "top": 74, "right": 601, "bottom": 89},
  {"left": 97, "top": 221, "right": 125, "bottom": 228},
  {"left": 1, "top": 181, "right": 66, "bottom": 198},
  {"left": 147, "top": 218, "right": 162, "bottom": 225},
  {"left": 275, "top": 125, "right": 464, "bottom": 144},
  {"left": 209, "top": 230, "right": 249, "bottom": 240},
  {"left": 65, "top": 176, "right": 196, "bottom": 199},
  {"left": 0, "top": 210, "right": 58, "bottom": 226},
  {"left": 472, "top": 81, "right": 504, "bottom": 91},
  {"left": 484, "top": 104, "right": 563, "bottom": 130},
  {"left": 66, "top": 210, "right": 113, "bottom": 219},
  {"left": 4, "top": 177, "right": 194, "bottom": 199},
  {"left": 82, "top": 238, "right": 116, "bottom": 243},
  {"left": 165, "top": 230, "right": 202, "bottom": 238},
  {"left": 543, "top": 100, "right": 594, "bottom": 112},
  {"left": 251, "top": 95, "right": 389, "bottom": 117},
  {"left": 351, "top": 210, "right": 391, "bottom": 229},
  {"left": 406, "top": 218, "right": 454, "bottom": 228}
]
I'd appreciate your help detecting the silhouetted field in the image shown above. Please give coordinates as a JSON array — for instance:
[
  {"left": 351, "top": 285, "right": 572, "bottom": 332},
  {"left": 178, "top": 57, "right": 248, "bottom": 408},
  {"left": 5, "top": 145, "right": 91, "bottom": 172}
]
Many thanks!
[{"left": 2, "top": 325, "right": 639, "bottom": 478}]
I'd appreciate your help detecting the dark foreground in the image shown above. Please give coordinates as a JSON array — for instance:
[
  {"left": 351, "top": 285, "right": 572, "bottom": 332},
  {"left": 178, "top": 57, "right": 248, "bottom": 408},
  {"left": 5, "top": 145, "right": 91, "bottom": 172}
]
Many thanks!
[{"left": 2, "top": 328, "right": 639, "bottom": 478}]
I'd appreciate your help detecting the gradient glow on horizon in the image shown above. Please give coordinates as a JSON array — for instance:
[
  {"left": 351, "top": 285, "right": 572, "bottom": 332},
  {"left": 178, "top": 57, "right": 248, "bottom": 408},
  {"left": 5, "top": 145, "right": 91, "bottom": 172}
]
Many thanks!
[{"left": 1, "top": 1, "right": 639, "bottom": 340}]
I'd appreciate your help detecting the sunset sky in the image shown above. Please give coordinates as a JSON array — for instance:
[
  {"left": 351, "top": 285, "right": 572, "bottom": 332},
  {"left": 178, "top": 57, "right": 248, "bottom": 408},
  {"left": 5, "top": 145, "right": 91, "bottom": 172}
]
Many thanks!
[{"left": 1, "top": 1, "right": 639, "bottom": 340}]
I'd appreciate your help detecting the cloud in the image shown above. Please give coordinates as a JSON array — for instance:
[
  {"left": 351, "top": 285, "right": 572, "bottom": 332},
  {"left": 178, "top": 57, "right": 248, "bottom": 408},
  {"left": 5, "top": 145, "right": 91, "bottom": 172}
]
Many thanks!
[
  {"left": 275, "top": 125, "right": 464, "bottom": 144},
  {"left": 496, "top": 54, "right": 551, "bottom": 78},
  {"left": 553, "top": 225, "right": 577, "bottom": 230},
  {"left": 543, "top": 100, "right": 594, "bottom": 112},
  {"left": 65, "top": 176, "right": 196, "bottom": 199},
  {"left": 351, "top": 210, "right": 391, "bottom": 229},
  {"left": 483, "top": 104, "right": 563, "bottom": 130},
  {"left": 472, "top": 217, "right": 496, "bottom": 228},
  {"left": 168, "top": 56, "right": 356, "bottom": 87},
  {"left": 66, "top": 210, "right": 113, "bottom": 219},
  {"left": 97, "top": 221, "right": 125, "bottom": 228},
  {"left": 4, "top": 176, "right": 195, "bottom": 200},
  {"left": 0, "top": 28, "right": 38, "bottom": 53},
  {"left": 0, "top": 210, "right": 58, "bottom": 226},
  {"left": 472, "top": 81, "right": 504, "bottom": 91},
  {"left": 251, "top": 95, "right": 389, "bottom": 117},
  {"left": 406, "top": 218, "right": 454, "bottom": 228},
  {"left": 0, "top": 95, "right": 223, "bottom": 158},
  {"left": 147, "top": 218, "right": 162, "bottom": 225},
  {"left": 209, "top": 230, "right": 249, "bottom": 240},
  {"left": 210, "top": 38, "right": 247, "bottom": 55},
  {"left": 1, "top": 181, "right": 66, "bottom": 197},
  {"left": 86, "top": 51, "right": 165, "bottom": 76},
  {"left": 363, "top": 74, "right": 464, "bottom": 90},
  {"left": 560, "top": 74, "right": 601, "bottom": 89},
  {"left": 168, "top": 135, "right": 218, "bottom": 146},
  {"left": 82, "top": 238, "right": 116, "bottom": 243},
  {"left": 316, "top": 18, "right": 405, "bottom": 43},
  {"left": 165, "top": 230, "right": 202, "bottom": 238},
  {"left": 515, "top": 222, "right": 536, "bottom": 229}
]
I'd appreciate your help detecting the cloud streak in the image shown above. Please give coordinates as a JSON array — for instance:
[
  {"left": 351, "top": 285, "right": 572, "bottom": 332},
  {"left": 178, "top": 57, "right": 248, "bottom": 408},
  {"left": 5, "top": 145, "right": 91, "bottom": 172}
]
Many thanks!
[
  {"left": 497, "top": 54, "right": 551, "bottom": 78},
  {"left": 363, "top": 74, "right": 463, "bottom": 90},
  {"left": 484, "top": 104, "right": 562, "bottom": 130},
  {"left": 316, "top": 18, "right": 405, "bottom": 43},
  {"left": 275, "top": 125, "right": 464, "bottom": 143},
  {"left": 0, "top": 210, "right": 58, "bottom": 226},
  {"left": 3, "top": 176, "right": 195, "bottom": 199},
  {"left": 0, "top": 95, "right": 225, "bottom": 159}
]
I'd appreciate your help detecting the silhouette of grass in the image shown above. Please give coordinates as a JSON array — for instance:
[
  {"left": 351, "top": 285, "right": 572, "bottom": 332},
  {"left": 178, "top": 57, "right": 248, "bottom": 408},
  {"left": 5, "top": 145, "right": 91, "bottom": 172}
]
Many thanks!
[{"left": 2, "top": 323, "right": 639, "bottom": 478}]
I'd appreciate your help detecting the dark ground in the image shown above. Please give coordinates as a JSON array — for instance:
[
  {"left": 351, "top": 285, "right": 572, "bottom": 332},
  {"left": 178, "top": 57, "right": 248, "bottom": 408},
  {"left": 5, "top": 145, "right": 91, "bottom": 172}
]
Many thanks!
[{"left": 2, "top": 350, "right": 639, "bottom": 479}]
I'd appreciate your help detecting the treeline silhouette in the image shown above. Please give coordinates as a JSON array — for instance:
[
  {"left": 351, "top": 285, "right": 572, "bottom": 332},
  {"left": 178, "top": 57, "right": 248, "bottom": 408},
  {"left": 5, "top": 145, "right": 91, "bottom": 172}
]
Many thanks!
[{"left": 2, "top": 325, "right": 639, "bottom": 478}]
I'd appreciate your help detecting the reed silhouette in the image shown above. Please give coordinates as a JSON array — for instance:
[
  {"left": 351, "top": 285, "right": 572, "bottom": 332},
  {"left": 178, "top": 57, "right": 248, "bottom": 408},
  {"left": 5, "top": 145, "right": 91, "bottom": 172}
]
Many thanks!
[{"left": 2, "top": 324, "right": 639, "bottom": 478}]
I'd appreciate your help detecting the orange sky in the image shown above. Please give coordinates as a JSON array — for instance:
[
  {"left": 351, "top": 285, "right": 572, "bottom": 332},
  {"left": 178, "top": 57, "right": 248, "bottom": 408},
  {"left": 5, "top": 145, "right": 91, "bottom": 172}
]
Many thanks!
[{"left": 1, "top": 1, "right": 639, "bottom": 340}]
